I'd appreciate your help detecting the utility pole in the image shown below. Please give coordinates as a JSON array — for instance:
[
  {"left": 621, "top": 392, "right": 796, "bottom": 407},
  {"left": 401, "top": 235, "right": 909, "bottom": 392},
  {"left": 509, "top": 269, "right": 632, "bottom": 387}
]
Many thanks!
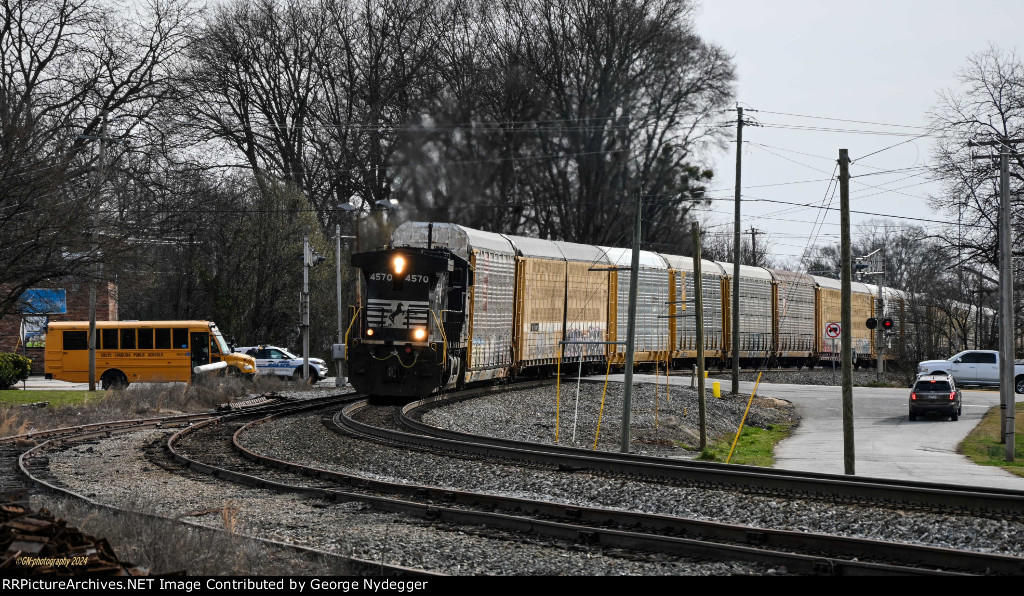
[
  {"left": 970, "top": 137, "right": 1022, "bottom": 460},
  {"left": 999, "top": 140, "right": 1015, "bottom": 461},
  {"left": 732, "top": 106, "right": 743, "bottom": 396},
  {"left": 692, "top": 222, "right": 707, "bottom": 449},
  {"left": 730, "top": 107, "right": 759, "bottom": 395},
  {"left": 749, "top": 228, "right": 761, "bottom": 267},
  {"left": 88, "top": 111, "right": 108, "bottom": 392},
  {"left": 839, "top": 149, "right": 855, "bottom": 475},
  {"left": 302, "top": 227, "right": 311, "bottom": 382},
  {"left": 621, "top": 189, "right": 643, "bottom": 453}
]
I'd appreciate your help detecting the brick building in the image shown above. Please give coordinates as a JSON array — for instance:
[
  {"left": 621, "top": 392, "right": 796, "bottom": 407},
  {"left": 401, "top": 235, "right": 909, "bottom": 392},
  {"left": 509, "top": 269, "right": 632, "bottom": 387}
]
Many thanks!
[{"left": 0, "top": 281, "right": 119, "bottom": 374}]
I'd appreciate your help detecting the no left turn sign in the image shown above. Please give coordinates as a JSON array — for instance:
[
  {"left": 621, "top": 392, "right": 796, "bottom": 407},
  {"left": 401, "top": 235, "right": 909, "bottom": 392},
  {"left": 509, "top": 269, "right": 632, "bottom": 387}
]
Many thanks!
[{"left": 825, "top": 322, "right": 841, "bottom": 339}]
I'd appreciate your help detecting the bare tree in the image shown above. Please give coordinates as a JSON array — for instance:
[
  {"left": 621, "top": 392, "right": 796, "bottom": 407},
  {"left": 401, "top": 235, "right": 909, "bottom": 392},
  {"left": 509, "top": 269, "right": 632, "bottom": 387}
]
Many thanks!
[
  {"left": 928, "top": 45, "right": 1024, "bottom": 271},
  {"left": 390, "top": 0, "right": 733, "bottom": 246},
  {"left": 0, "top": 0, "right": 195, "bottom": 320},
  {"left": 696, "top": 229, "right": 777, "bottom": 268},
  {"left": 182, "top": 0, "right": 325, "bottom": 196}
]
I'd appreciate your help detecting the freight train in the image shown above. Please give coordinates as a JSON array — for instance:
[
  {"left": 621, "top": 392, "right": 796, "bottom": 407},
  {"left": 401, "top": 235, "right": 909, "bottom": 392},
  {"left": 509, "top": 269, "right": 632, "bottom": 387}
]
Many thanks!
[{"left": 344, "top": 222, "right": 988, "bottom": 398}]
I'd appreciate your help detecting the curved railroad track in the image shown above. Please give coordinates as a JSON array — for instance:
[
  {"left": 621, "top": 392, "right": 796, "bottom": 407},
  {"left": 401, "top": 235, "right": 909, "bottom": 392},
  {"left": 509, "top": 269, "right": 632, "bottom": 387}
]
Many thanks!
[
  {"left": 386, "top": 389, "right": 1024, "bottom": 517},
  {"left": 8, "top": 392, "right": 439, "bottom": 576},
  {"left": 177, "top": 385, "right": 1023, "bottom": 574},
  {"left": 13, "top": 382, "right": 1024, "bottom": 575}
]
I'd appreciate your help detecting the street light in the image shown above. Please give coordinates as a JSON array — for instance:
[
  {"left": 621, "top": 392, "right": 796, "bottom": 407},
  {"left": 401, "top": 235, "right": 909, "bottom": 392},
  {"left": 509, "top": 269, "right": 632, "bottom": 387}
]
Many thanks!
[
  {"left": 335, "top": 202, "right": 358, "bottom": 387},
  {"left": 333, "top": 197, "right": 399, "bottom": 386}
]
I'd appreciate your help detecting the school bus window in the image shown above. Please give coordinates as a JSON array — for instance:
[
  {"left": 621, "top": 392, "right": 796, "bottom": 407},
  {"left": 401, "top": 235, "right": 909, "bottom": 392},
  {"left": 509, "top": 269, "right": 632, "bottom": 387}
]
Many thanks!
[
  {"left": 173, "top": 328, "right": 188, "bottom": 349},
  {"left": 102, "top": 329, "right": 118, "bottom": 350},
  {"left": 138, "top": 329, "right": 154, "bottom": 350},
  {"left": 120, "top": 329, "right": 136, "bottom": 350},
  {"left": 64, "top": 331, "right": 88, "bottom": 350},
  {"left": 155, "top": 328, "right": 171, "bottom": 349}
]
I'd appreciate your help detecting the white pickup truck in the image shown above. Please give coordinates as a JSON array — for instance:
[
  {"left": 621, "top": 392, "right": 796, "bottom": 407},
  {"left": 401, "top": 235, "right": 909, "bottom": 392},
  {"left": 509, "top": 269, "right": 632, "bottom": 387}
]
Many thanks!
[{"left": 917, "top": 350, "right": 1024, "bottom": 393}]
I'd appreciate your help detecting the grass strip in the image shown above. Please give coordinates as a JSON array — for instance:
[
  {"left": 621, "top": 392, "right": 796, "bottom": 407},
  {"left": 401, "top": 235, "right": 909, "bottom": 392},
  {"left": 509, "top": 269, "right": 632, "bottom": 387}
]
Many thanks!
[
  {"left": 0, "top": 389, "right": 105, "bottom": 407},
  {"left": 696, "top": 422, "right": 793, "bottom": 467},
  {"left": 960, "top": 402, "right": 1024, "bottom": 477}
]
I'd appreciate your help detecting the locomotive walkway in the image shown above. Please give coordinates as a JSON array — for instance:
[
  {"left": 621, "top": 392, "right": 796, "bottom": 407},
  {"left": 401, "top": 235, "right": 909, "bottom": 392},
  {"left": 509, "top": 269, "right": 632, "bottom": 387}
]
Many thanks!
[{"left": 589, "top": 373, "right": 1024, "bottom": 491}]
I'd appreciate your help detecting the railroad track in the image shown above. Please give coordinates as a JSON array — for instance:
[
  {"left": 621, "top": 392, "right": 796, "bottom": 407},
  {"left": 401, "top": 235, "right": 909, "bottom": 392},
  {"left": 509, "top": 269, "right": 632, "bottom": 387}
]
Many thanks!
[
  {"left": 13, "top": 383, "right": 1024, "bottom": 575},
  {"left": 380, "top": 388, "right": 1024, "bottom": 517},
  {"left": 8, "top": 391, "right": 441, "bottom": 576},
  {"left": 165, "top": 387, "right": 1021, "bottom": 575}
]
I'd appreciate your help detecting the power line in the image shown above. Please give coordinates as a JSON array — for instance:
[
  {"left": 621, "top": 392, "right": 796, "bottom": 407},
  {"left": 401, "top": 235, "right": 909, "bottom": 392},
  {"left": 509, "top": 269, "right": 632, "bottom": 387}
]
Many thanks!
[{"left": 756, "top": 122, "right": 946, "bottom": 138}]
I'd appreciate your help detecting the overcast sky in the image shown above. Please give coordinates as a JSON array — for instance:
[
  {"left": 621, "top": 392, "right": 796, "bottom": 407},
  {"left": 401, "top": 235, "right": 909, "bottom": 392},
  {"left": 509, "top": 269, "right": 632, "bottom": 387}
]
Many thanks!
[{"left": 694, "top": 1, "right": 1024, "bottom": 268}]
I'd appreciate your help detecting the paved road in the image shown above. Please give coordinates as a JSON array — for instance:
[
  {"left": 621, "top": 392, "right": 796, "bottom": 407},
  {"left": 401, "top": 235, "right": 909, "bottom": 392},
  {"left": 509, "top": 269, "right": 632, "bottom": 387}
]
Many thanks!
[
  {"left": 744, "top": 380, "right": 1024, "bottom": 490},
  {"left": 593, "top": 373, "right": 1024, "bottom": 491}
]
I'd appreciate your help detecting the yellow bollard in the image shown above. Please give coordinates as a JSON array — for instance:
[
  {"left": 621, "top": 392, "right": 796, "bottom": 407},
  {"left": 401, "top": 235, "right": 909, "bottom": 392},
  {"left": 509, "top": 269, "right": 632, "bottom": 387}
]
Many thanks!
[{"left": 712, "top": 381, "right": 721, "bottom": 398}]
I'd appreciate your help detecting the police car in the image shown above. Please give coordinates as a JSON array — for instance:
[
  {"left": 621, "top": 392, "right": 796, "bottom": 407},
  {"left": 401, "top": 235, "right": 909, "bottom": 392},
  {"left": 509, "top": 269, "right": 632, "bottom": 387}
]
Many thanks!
[{"left": 234, "top": 345, "right": 329, "bottom": 383}]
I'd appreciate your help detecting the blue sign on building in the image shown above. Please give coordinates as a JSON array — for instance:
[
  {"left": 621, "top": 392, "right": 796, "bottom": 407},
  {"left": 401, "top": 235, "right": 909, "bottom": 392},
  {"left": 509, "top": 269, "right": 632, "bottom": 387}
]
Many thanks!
[{"left": 19, "top": 289, "right": 67, "bottom": 314}]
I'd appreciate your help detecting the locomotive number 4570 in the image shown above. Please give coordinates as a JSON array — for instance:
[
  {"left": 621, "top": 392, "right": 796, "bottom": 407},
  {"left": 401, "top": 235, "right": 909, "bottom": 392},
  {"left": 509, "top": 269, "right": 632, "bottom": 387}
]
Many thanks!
[{"left": 369, "top": 272, "right": 430, "bottom": 283}]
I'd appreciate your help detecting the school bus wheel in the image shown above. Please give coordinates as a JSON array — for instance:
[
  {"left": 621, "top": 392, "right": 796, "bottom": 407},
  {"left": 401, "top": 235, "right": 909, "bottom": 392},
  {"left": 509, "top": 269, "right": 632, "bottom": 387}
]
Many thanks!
[{"left": 100, "top": 370, "right": 129, "bottom": 390}]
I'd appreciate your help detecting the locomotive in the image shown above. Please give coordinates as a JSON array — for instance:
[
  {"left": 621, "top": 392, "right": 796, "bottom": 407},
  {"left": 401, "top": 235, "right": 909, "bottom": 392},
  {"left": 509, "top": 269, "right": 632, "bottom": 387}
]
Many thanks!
[{"left": 344, "top": 221, "right": 988, "bottom": 399}]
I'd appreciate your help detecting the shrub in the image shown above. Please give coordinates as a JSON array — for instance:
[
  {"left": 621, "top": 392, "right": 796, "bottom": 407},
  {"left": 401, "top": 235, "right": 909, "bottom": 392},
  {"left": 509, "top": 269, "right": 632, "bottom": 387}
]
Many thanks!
[{"left": 0, "top": 353, "right": 32, "bottom": 389}]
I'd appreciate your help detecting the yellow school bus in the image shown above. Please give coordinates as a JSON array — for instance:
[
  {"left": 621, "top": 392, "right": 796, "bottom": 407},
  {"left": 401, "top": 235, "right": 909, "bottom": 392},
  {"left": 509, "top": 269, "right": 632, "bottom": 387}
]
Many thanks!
[{"left": 44, "top": 320, "right": 257, "bottom": 389}]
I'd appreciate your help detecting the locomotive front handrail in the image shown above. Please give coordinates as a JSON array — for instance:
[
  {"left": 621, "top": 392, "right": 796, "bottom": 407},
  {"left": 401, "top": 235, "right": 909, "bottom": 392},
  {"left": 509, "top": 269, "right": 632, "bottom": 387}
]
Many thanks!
[
  {"left": 344, "top": 306, "right": 363, "bottom": 345},
  {"left": 432, "top": 310, "right": 448, "bottom": 365}
]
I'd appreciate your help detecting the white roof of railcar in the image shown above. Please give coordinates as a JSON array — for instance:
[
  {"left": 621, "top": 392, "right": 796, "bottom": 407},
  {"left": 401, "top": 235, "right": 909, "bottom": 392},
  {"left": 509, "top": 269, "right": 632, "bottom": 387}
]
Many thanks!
[
  {"left": 599, "top": 247, "right": 669, "bottom": 269},
  {"left": 552, "top": 240, "right": 612, "bottom": 264},
  {"left": 391, "top": 222, "right": 515, "bottom": 261},
  {"left": 768, "top": 269, "right": 816, "bottom": 285},
  {"left": 810, "top": 275, "right": 873, "bottom": 295},
  {"left": 715, "top": 262, "right": 773, "bottom": 281},
  {"left": 501, "top": 235, "right": 562, "bottom": 259},
  {"left": 862, "top": 284, "right": 909, "bottom": 301},
  {"left": 658, "top": 254, "right": 725, "bottom": 276}
]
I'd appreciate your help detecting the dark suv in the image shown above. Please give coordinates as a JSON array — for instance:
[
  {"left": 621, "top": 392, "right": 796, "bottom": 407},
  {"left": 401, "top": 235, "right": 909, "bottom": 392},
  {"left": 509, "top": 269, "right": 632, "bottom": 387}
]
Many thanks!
[{"left": 909, "top": 374, "right": 962, "bottom": 421}]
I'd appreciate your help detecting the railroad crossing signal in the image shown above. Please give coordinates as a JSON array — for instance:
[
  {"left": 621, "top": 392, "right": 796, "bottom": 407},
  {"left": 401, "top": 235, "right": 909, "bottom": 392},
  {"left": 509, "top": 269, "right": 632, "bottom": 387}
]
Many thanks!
[
  {"left": 866, "top": 318, "right": 877, "bottom": 329},
  {"left": 882, "top": 318, "right": 894, "bottom": 330}
]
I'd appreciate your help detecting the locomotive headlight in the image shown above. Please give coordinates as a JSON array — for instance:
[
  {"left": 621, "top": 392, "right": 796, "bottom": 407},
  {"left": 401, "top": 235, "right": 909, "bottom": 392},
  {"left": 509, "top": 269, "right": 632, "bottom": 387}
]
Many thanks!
[
  {"left": 393, "top": 256, "right": 405, "bottom": 275},
  {"left": 412, "top": 328, "right": 427, "bottom": 341},
  {"left": 366, "top": 328, "right": 375, "bottom": 337}
]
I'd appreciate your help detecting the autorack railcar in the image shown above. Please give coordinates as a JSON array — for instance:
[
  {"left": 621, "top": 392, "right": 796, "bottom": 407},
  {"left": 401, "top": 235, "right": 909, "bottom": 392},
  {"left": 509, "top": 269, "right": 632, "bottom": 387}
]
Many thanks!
[{"left": 344, "top": 221, "right": 953, "bottom": 398}]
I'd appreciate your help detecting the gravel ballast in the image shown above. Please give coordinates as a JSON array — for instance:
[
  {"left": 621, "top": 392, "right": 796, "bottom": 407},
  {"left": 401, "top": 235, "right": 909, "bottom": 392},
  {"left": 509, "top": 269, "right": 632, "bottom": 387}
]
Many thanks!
[
  {"left": 35, "top": 377, "right": 1024, "bottom": 575},
  {"left": 39, "top": 429, "right": 770, "bottom": 576}
]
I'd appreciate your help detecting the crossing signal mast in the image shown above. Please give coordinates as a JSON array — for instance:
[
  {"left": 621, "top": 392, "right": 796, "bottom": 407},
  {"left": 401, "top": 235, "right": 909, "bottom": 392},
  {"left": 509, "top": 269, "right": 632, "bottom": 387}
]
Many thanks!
[{"left": 856, "top": 248, "right": 886, "bottom": 382}]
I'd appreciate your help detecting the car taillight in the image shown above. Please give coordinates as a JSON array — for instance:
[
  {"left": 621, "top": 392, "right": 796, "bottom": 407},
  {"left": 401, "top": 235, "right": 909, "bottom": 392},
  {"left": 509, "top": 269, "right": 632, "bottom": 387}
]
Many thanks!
[
  {"left": 911, "top": 392, "right": 917, "bottom": 401},
  {"left": 950, "top": 391, "right": 956, "bottom": 401}
]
